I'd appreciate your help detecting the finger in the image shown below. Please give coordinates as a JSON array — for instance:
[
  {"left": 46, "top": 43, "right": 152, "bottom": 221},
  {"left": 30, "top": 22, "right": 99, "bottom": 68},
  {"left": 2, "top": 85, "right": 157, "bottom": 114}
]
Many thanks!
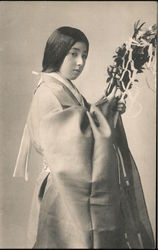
[
  {"left": 117, "top": 107, "right": 125, "bottom": 112},
  {"left": 115, "top": 88, "right": 122, "bottom": 100},
  {"left": 117, "top": 103, "right": 126, "bottom": 109},
  {"left": 117, "top": 103, "right": 126, "bottom": 108},
  {"left": 117, "top": 105, "right": 126, "bottom": 112},
  {"left": 120, "top": 108, "right": 126, "bottom": 114},
  {"left": 107, "top": 85, "right": 117, "bottom": 101},
  {"left": 116, "top": 107, "right": 126, "bottom": 111},
  {"left": 118, "top": 98, "right": 126, "bottom": 105},
  {"left": 117, "top": 107, "right": 126, "bottom": 112}
]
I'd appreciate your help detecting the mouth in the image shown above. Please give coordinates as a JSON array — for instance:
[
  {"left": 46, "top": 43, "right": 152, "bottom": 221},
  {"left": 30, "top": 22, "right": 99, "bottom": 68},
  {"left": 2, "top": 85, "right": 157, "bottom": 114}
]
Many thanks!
[{"left": 73, "top": 69, "right": 81, "bottom": 73}]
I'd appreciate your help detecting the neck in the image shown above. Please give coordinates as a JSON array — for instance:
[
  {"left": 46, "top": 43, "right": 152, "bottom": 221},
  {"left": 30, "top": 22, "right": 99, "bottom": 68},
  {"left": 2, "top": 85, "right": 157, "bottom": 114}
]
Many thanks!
[{"left": 57, "top": 72, "right": 70, "bottom": 82}]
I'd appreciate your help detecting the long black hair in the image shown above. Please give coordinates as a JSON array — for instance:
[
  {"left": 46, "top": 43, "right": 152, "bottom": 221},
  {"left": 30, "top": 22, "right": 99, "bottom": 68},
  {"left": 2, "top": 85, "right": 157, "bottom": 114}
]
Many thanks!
[{"left": 42, "top": 26, "right": 89, "bottom": 72}]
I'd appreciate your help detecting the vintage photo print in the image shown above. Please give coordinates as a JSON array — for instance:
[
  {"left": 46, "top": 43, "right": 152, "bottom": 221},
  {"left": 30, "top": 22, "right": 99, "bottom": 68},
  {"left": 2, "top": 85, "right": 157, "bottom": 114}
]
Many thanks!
[{"left": 0, "top": 1, "right": 157, "bottom": 248}]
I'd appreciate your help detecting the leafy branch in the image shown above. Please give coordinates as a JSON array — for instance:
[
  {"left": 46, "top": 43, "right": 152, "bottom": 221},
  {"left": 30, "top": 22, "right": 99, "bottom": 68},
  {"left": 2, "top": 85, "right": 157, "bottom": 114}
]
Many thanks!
[{"left": 105, "top": 20, "right": 157, "bottom": 98}]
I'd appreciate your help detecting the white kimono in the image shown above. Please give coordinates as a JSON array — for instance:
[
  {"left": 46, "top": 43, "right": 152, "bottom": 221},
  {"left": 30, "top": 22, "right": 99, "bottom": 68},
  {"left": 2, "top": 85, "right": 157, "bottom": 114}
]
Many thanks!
[{"left": 13, "top": 73, "right": 154, "bottom": 249}]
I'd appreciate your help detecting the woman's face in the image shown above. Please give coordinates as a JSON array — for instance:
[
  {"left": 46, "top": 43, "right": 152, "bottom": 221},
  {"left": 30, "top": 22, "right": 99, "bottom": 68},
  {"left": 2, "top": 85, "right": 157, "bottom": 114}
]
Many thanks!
[{"left": 59, "top": 42, "right": 88, "bottom": 81}]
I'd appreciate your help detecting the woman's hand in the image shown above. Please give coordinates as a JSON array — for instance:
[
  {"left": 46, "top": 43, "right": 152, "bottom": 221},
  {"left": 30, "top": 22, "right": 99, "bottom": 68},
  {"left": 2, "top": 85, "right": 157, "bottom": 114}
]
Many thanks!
[
  {"left": 114, "top": 88, "right": 126, "bottom": 115},
  {"left": 100, "top": 86, "right": 126, "bottom": 128}
]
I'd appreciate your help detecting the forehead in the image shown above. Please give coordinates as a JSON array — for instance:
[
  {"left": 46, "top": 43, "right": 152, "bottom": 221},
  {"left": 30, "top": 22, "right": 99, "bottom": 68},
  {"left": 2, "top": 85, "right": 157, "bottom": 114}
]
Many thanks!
[{"left": 70, "top": 42, "right": 88, "bottom": 53}]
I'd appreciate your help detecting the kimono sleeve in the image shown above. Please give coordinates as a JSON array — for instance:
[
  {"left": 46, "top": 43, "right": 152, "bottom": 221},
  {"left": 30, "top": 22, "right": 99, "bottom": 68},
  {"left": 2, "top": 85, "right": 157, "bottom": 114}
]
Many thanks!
[
  {"left": 27, "top": 85, "right": 63, "bottom": 153},
  {"left": 36, "top": 85, "right": 63, "bottom": 119},
  {"left": 13, "top": 85, "right": 63, "bottom": 181}
]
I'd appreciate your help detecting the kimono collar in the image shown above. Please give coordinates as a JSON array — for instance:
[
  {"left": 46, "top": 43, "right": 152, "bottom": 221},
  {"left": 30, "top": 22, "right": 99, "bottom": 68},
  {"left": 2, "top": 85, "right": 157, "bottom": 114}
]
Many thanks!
[
  {"left": 44, "top": 72, "right": 75, "bottom": 91},
  {"left": 32, "top": 71, "right": 85, "bottom": 106}
]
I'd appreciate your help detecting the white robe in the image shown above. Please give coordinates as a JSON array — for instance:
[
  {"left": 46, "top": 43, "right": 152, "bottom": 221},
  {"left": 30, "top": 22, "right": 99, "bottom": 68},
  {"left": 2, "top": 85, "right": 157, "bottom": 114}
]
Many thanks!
[{"left": 13, "top": 73, "right": 154, "bottom": 249}]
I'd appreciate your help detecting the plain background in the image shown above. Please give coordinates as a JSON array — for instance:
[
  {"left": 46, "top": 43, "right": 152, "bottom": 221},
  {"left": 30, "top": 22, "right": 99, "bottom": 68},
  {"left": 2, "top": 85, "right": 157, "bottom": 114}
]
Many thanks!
[{"left": 0, "top": 1, "right": 156, "bottom": 247}]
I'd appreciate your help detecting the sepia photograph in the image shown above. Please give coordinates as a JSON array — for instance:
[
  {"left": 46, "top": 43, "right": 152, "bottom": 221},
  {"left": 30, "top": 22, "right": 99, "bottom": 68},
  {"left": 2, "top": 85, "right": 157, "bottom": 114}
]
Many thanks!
[{"left": 0, "top": 1, "right": 157, "bottom": 248}]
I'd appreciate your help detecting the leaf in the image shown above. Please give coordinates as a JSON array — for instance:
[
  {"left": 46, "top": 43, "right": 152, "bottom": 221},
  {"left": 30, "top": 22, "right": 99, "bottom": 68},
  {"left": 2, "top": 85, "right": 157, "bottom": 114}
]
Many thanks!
[
  {"left": 137, "top": 69, "right": 143, "bottom": 73},
  {"left": 133, "top": 20, "right": 146, "bottom": 39},
  {"left": 137, "top": 22, "right": 146, "bottom": 31},
  {"left": 134, "top": 20, "right": 140, "bottom": 30},
  {"left": 106, "top": 20, "right": 157, "bottom": 95},
  {"left": 107, "top": 66, "right": 113, "bottom": 76},
  {"left": 151, "top": 24, "right": 157, "bottom": 32},
  {"left": 106, "top": 77, "right": 111, "bottom": 82}
]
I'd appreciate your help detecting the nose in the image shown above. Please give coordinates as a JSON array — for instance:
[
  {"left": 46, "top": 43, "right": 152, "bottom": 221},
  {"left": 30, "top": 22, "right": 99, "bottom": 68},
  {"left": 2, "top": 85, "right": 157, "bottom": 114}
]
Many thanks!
[{"left": 76, "top": 55, "right": 84, "bottom": 66}]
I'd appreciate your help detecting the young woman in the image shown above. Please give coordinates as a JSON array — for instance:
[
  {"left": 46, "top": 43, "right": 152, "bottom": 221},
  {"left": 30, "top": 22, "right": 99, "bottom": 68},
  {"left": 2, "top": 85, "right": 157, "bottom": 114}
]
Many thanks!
[{"left": 13, "top": 26, "right": 154, "bottom": 248}]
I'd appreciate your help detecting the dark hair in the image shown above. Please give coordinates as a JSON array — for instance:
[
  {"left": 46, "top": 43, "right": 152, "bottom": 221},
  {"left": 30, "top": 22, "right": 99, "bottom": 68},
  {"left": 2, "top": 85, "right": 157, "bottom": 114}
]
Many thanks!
[{"left": 42, "top": 26, "right": 89, "bottom": 72}]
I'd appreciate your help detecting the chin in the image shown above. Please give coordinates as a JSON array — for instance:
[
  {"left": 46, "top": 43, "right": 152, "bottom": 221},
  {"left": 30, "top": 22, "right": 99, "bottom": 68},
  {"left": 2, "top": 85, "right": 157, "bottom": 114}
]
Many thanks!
[
  {"left": 71, "top": 72, "right": 82, "bottom": 81},
  {"left": 71, "top": 76, "right": 78, "bottom": 80},
  {"left": 70, "top": 75, "right": 79, "bottom": 81}
]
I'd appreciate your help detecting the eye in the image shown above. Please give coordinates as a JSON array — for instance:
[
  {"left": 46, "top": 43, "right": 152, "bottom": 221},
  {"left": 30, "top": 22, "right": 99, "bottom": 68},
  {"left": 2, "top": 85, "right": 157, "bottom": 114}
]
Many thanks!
[
  {"left": 82, "top": 54, "right": 87, "bottom": 60},
  {"left": 70, "top": 52, "right": 78, "bottom": 57}
]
